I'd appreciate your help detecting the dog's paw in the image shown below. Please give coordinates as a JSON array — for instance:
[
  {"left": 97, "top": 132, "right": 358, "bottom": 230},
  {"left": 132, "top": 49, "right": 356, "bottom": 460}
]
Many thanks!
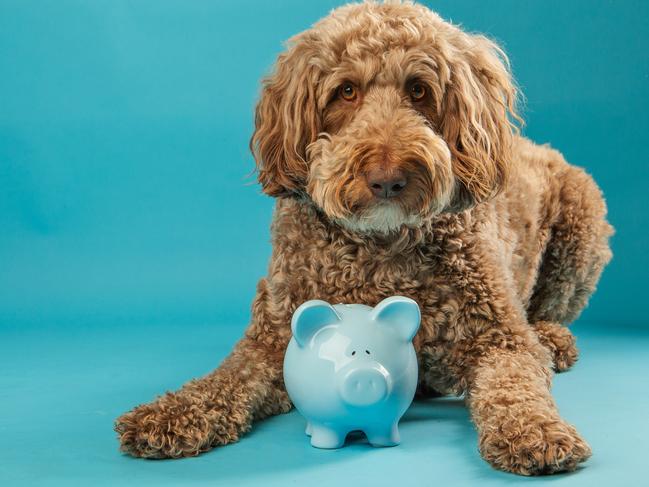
[
  {"left": 479, "top": 418, "right": 592, "bottom": 475},
  {"left": 533, "top": 321, "right": 579, "bottom": 372},
  {"left": 115, "top": 395, "right": 241, "bottom": 458}
]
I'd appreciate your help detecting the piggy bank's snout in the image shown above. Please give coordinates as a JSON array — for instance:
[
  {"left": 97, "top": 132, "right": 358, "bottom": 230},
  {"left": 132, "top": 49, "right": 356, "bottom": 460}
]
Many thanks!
[{"left": 339, "top": 366, "right": 390, "bottom": 407}]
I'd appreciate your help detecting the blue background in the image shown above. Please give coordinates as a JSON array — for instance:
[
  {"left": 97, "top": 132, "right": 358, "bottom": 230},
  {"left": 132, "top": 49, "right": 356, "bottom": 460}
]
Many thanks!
[{"left": 1, "top": 1, "right": 647, "bottom": 486}]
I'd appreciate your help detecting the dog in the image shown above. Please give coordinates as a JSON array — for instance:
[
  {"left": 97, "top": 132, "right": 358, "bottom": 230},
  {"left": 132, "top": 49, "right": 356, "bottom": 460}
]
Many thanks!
[{"left": 115, "top": 1, "right": 613, "bottom": 475}]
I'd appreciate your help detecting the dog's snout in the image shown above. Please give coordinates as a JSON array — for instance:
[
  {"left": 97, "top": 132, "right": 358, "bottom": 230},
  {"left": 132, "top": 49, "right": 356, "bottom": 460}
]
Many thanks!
[{"left": 366, "top": 169, "right": 407, "bottom": 199}]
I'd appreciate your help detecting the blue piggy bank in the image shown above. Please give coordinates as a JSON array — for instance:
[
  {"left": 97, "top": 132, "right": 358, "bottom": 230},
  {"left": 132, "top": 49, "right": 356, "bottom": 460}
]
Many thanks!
[{"left": 283, "top": 296, "right": 420, "bottom": 449}]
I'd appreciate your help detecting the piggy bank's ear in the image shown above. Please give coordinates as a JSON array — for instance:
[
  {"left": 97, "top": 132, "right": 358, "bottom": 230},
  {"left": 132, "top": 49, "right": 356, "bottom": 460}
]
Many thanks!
[
  {"left": 371, "top": 296, "right": 420, "bottom": 342},
  {"left": 291, "top": 300, "right": 341, "bottom": 347}
]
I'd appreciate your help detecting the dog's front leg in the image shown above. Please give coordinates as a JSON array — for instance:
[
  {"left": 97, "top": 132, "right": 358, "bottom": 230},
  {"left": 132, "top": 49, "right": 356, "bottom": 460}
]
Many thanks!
[
  {"left": 463, "top": 328, "right": 591, "bottom": 475},
  {"left": 115, "top": 337, "right": 291, "bottom": 458}
]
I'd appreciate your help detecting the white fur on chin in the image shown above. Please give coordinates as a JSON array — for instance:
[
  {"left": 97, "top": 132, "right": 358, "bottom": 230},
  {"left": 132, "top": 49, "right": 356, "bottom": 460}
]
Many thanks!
[{"left": 337, "top": 203, "right": 422, "bottom": 234}]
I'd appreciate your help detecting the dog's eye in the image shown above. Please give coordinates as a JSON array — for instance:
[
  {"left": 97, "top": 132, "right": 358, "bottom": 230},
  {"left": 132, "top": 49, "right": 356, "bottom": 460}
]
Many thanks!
[
  {"left": 339, "top": 82, "right": 357, "bottom": 102},
  {"left": 409, "top": 82, "right": 426, "bottom": 101}
]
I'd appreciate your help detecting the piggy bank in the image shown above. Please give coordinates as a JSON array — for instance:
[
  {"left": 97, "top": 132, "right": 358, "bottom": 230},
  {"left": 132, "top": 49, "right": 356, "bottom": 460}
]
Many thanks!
[{"left": 283, "top": 296, "right": 420, "bottom": 449}]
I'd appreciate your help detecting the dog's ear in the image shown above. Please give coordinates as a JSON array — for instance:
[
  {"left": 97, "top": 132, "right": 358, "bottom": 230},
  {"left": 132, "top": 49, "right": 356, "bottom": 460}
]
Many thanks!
[
  {"left": 250, "top": 37, "right": 321, "bottom": 197},
  {"left": 441, "top": 34, "right": 521, "bottom": 211}
]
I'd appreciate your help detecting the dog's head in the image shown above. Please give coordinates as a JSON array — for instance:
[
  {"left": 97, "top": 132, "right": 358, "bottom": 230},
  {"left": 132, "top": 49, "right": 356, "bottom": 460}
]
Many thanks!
[{"left": 251, "top": 2, "right": 520, "bottom": 233}]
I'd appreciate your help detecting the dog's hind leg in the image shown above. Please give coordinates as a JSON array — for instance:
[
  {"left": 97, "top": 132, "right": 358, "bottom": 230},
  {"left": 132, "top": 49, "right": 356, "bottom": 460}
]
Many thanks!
[
  {"left": 527, "top": 165, "right": 613, "bottom": 371},
  {"left": 527, "top": 165, "right": 612, "bottom": 325}
]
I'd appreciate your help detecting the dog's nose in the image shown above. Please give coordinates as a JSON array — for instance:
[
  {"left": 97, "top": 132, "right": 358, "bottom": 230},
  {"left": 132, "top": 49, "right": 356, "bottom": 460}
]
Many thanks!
[{"left": 366, "top": 169, "right": 407, "bottom": 199}]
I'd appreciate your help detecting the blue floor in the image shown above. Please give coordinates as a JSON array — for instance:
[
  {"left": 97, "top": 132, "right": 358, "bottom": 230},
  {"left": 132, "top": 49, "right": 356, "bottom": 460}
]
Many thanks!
[{"left": 1, "top": 320, "right": 646, "bottom": 487}]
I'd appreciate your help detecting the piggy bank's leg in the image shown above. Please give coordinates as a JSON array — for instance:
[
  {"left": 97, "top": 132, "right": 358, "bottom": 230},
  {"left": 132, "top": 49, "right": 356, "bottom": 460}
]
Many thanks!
[
  {"left": 365, "top": 423, "right": 400, "bottom": 447},
  {"left": 305, "top": 421, "right": 313, "bottom": 436},
  {"left": 309, "top": 424, "right": 346, "bottom": 449},
  {"left": 115, "top": 337, "right": 291, "bottom": 458}
]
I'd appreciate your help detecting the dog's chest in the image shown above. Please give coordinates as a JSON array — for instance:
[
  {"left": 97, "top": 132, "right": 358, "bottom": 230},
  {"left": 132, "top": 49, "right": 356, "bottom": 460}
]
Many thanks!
[
  {"left": 310, "top": 238, "right": 460, "bottom": 346},
  {"left": 272, "top": 201, "right": 471, "bottom": 346}
]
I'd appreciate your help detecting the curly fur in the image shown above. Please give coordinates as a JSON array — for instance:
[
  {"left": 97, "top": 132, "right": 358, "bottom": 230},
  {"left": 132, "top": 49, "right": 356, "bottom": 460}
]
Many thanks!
[{"left": 115, "top": 1, "right": 612, "bottom": 476}]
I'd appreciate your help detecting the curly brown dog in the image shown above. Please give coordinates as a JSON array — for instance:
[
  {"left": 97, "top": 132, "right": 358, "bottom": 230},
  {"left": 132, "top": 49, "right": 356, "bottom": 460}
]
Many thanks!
[{"left": 115, "top": 2, "right": 612, "bottom": 476}]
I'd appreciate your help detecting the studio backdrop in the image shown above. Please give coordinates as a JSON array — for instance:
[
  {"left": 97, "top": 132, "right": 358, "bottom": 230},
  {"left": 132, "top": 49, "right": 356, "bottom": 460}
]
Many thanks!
[{"left": 1, "top": 1, "right": 647, "bottom": 327}]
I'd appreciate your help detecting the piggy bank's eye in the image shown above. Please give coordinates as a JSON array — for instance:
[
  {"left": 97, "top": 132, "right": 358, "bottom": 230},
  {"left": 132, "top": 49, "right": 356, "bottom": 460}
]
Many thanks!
[
  {"left": 365, "top": 350, "right": 370, "bottom": 355},
  {"left": 351, "top": 350, "right": 356, "bottom": 356}
]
